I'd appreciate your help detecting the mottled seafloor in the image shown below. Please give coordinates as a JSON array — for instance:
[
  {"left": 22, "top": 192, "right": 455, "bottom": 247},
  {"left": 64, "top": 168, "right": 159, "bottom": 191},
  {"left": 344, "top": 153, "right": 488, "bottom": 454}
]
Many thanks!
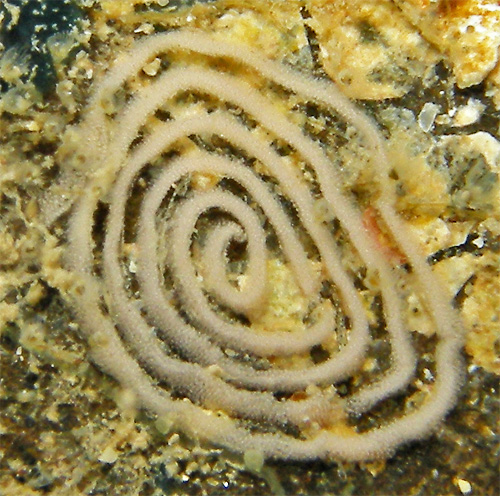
[{"left": 1, "top": 1, "right": 499, "bottom": 495}]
